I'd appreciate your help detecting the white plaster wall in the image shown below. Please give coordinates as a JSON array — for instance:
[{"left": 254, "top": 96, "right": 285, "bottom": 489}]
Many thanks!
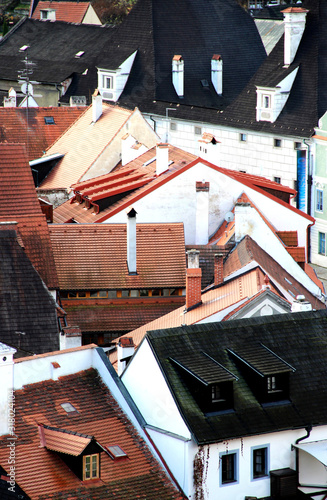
[
  {"left": 147, "top": 115, "right": 304, "bottom": 192},
  {"left": 107, "top": 160, "right": 310, "bottom": 248},
  {"left": 298, "top": 450, "right": 327, "bottom": 487},
  {"left": 83, "top": 5, "right": 102, "bottom": 24},
  {"left": 122, "top": 339, "right": 191, "bottom": 439}
]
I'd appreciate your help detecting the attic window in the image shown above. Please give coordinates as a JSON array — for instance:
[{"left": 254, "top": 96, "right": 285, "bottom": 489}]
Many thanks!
[
  {"left": 201, "top": 79, "right": 209, "bottom": 88},
  {"left": 83, "top": 454, "right": 99, "bottom": 480},
  {"left": 75, "top": 51, "right": 85, "bottom": 58},
  {"left": 44, "top": 116, "right": 55, "bottom": 125},
  {"left": 102, "top": 75, "right": 113, "bottom": 89},
  {"left": 61, "top": 402, "right": 78, "bottom": 414},
  {"left": 106, "top": 445, "right": 127, "bottom": 459}
]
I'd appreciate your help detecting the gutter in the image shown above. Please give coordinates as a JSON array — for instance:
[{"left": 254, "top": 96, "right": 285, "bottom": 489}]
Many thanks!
[
  {"left": 304, "top": 139, "right": 313, "bottom": 262},
  {"left": 292, "top": 425, "right": 312, "bottom": 487}
]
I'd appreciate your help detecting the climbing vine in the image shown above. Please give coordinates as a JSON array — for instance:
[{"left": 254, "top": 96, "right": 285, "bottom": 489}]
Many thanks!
[{"left": 193, "top": 445, "right": 210, "bottom": 500}]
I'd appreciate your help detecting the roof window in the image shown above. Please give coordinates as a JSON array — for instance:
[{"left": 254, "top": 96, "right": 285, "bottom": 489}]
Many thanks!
[
  {"left": 61, "top": 402, "right": 78, "bottom": 414},
  {"left": 44, "top": 116, "right": 55, "bottom": 125},
  {"left": 75, "top": 51, "right": 85, "bottom": 58},
  {"left": 106, "top": 445, "right": 127, "bottom": 459}
]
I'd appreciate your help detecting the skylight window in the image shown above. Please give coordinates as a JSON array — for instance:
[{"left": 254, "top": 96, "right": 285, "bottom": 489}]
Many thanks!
[
  {"left": 44, "top": 116, "right": 55, "bottom": 125},
  {"left": 75, "top": 51, "right": 85, "bottom": 58},
  {"left": 106, "top": 445, "right": 127, "bottom": 459},
  {"left": 61, "top": 402, "right": 78, "bottom": 414}
]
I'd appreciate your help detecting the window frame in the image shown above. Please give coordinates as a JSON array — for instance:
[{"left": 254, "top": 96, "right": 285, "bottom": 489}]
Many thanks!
[
  {"left": 263, "top": 95, "right": 271, "bottom": 109},
  {"left": 316, "top": 188, "right": 323, "bottom": 212},
  {"left": 319, "top": 232, "right": 326, "bottom": 255},
  {"left": 274, "top": 176, "right": 281, "bottom": 184},
  {"left": 219, "top": 449, "right": 239, "bottom": 486},
  {"left": 251, "top": 445, "right": 269, "bottom": 480},
  {"left": 83, "top": 453, "right": 99, "bottom": 481},
  {"left": 194, "top": 126, "right": 202, "bottom": 136},
  {"left": 239, "top": 133, "right": 247, "bottom": 142},
  {"left": 274, "top": 138, "right": 282, "bottom": 148}
]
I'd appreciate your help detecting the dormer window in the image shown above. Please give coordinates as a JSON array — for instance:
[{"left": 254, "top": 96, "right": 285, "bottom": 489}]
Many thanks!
[
  {"left": 263, "top": 95, "right": 271, "bottom": 109},
  {"left": 228, "top": 343, "right": 296, "bottom": 405},
  {"left": 102, "top": 75, "right": 113, "bottom": 90},
  {"left": 97, "top": 51, "right": 137, "bottom": 102},
  {"left": 170, "top": 352, "right": 238, "bottom": 414},
  {"left": 83, "top": 454, "right": 99, "bottom": 480}
]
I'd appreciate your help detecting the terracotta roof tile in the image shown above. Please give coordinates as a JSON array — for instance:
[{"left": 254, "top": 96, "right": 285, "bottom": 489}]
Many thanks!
[
  {"left": 286, "top": 246, "right": 305, "bottom": 262},
  {"left": 0, "top": 144, "right": 58, "bottom": 288},
  {"left": 0, "top": 369, "right": 184, "bottom": 499},
  {"left": 0, "top": 107, "right": 85, "bottom": 162},
  {"left": 62, "top": 298, "right": 185, "bottom": 333},
  {"left": 40, "top": 104, "right": 135, "bottom": 190},
  {"left": 32, "top": 1, "right": 90, "bottom": 23},
  {"left": 49, "top": 223, "right": 186, "bottom": 289},
  {"left": 276, "top": 231, "right": 299, "bottom": 247},
  {"left": 40, "top": 425, "right": 92, "bottom": 455}
]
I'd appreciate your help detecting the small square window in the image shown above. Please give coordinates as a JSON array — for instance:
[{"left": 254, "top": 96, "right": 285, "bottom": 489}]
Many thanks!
[
  {"left": 40, "top": 9, "right": 48, "bottom": 19},
  {"left": 170, "top": 122, "right": 177, "bottom": 131},
  {"left": 240, "top": 133, "right": 247, "bottom": 142},
  {"left": 252, "top": 446, "right": 268, "bottom": 479},
  {"left": 274, "top": 138, "right": 282, "bottom": 148},
  {"left": 316, "top": 189, "right": 323, "bottom": 212},
  {"left": 319, "top": 232, "right": 326, "bottom": 255},
  {"left": 220, "top": 451, "right": 238, "bottom": 485},
  {"left": 61, "top": 402, "right": 78, "bottom": 414},
  {"left": 294, "top": 142, "right": 302, "bottom": 150},
  {"left": 194, "top": 126, "right": 202, "bottom": 135},
  {"left": 274, "top": 177, "right": 281, "bottom": 184},
  {"left": 263, "top": 95, "right": 271, "bottom": 109},
  {"left": 44, "top": 116, "right": 55, "bottom": 125},
  {"left": 98, "top": 290, "right": 107, "bottom": 298}
]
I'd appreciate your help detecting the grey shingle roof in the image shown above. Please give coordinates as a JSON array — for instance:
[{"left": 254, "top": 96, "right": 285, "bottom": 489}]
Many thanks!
[{"left": 146, "top": 309, "right": 327, "bottom": 444}]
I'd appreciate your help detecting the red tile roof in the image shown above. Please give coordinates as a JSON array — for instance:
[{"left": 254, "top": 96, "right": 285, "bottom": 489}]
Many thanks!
[
  {"left": 224, "top": 235, "right": 325, "bottom": 310},
  {"left": 32, "top": 1, "right": 90, "bottom": 22},
  {"left": 53, "top": 151, "right": 313, "bottom": 225},
  {"left": 61, "top": 298, "right": 185, "bottom": 333},
  {"left": 39, "top": 425, "right": 92, "bottom": 455},
  {"left": 286, "top": 246, "right": 306, "bottom": 263},
  {"left": 0, "top": 106, "right": 85, "bottom": 161},
  {"left": 49, "top": 223, "right": 186, "bottom": 289},
  {"left": 276, "top": 231, "right": 299, "bottom": 247},
  {"left": 0, "top": 369, "right": 184, "bottom": 499},
  {"left": 0, "top": 143, "right": 58, "bottom": 288}
]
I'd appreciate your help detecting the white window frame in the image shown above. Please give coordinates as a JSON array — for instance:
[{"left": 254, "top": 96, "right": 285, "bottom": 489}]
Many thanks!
[
  {"left": 316, "top": 188, "right": 323, "bottom": 212},
  {"left": 263, "top": 94, "right": 271, "bottom": 109}
]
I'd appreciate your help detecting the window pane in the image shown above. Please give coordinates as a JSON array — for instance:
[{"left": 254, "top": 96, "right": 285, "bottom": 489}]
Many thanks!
[
  {"left": 319, "top": 232, "right": 326, "bottom": 255},
  {"left": 316, "top": 189, "right": 323, "bottom": 211},
  {"left": 222, "top": 454, "right": 235, "bottom": 483},
  {"left": 253, "top": 447, "right": 267, "bottom": 478},
  {"left": 85, "top": 456, "right": 91, "bottom": 479},
  {"left": 92, "top": 455, "right": 98, "bottom": 478}
]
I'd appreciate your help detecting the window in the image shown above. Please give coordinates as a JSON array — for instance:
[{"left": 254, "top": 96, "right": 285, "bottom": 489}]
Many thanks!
[
  {"left": 263, "top": 95, "right": 271, "bottom": 109},
  {"left": 44, "top": 116, "right": 55, "bottom": 125},
  {"left": 83, "top": 454, "right": 99, "bottom": 480},
  {"left": 61, "top": 402, "right": 78, "bottom": 414},
  {"left": 252, "top": 446, "right": 269, "bottom": 479},
  {"left": 294, "top": 142, "right": 302, "bottom": 150},
  {"left": 274, "top": 177, "right": 281, "bottom": 184},
  {"left": 240, "top": 133, "right": 247, "bottom": 142},
  {"left": 106, "top": 445, "right": 127, "bottom": 459},
  {"left": 102, "top": 75, "right": 112, "bottom": 89},
  {"left": 319, "top": 232, "right": 326, "bottom": 255},
  {"left": 170, "top": 122, "right": 177, "bottom": 131},
  {"left": 40, "top": 9, "right": 48, "bottom": 18},
  {"left": 220, "top": 451, "right": 238, "bottom": 485},
  {"left": 211, "top": 384, "right": 224, "bottom": 402},
  {"left": 274, "top": 138, "right": 282, "bottom": 148},
  {"left": 194, "top": 126, "right": 202, "bottom": 135},
  {"left": 267, "top": 375, "right": 277, "bottom": 393},
  {"left": 316, "top": 189, "right": 323, "bottom": 212}
]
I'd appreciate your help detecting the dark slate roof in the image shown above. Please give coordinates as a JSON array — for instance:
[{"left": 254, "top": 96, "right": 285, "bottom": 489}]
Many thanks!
[
  {"left": 0, "top": 230, "right": 59, "bottom": 355},
  {"left": 146, "top": 309, "right": 327, "bottom": 444},
  {"left": 0, "top": 0, "right": 266, "bottom": 112}
]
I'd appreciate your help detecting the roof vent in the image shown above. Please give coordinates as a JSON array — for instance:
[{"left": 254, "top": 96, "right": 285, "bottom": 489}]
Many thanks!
[{"left": 75, "top": 51, "right": 85, "bottom": 58}]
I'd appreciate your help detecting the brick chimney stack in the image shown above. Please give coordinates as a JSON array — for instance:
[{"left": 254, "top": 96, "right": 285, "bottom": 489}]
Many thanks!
[
  {"left": 214, "top": 253, "right": 224, "bottom": 286},
  {"left": 186, "top": 249, "right": 202, "bottom": 310}
]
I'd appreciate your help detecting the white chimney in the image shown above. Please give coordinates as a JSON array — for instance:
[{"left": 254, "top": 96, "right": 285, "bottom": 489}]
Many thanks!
[
  {"left": 92, "top": 89, "right": 103, "bottom": 123},
  {"left": 117, "top": 337, "right": 135, "bottom": 376},
  {"left": 211, "top": 55, "right": 223, "bottom": 95},
  {"left": 127, "top": 207, "right": 137, "bottom": 274},
  {"left": 172, "top": 55, "right": 184, "bottom": 97},
  {"left": 282, "top": 7, "right": 308, "bottom": 66},
  {"left": 156, "top": 143, "right": 169, "bottom": 176},
  {"left": 195, "top": 181, "right": 209, "bottom": 244},
  {"left": 0, "top": 343, "right": 16, "bottom": 437},
  {"left": 291, "top": 295, "right": 312, "bottom": 313},
  {"left": 4, "top": 88, "right": 16, "bottom": 108}
]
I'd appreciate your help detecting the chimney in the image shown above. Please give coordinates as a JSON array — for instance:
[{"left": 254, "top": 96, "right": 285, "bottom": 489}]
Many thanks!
[
  {"left": 4, "top": 88, "right": 16, "bottom": 108},
  {"left": 117, "top": 337, "right": 135, "bottom": 376},
  {"left": 186, "top": 249, "right": 202, "bottom": 310},
  {"left": 156, "top": 143, "right": 169, "bottom": 176},
  {"left": 172, "top": 55, "right": 184, "bottom": 97},
  {"left": 195, "top": 181, "right": 210, "bottom": 244},
  {"left": 0, "top": 343, "right": 17, "bottom": 436},
  {"left": 282, "top": 7, "right": 308, "bottom": 66},
  {"left": 211, "top": 55, "right": 223, "bottom": 95},
  {"left": 291, "top": 295, "right": 312, "bottom": 313},
  {"left": 92, "top": 89, "right": 103, "bottom": 123},
  {"left": 127, "top": 207, "right": 137, "bottom": 274},
  {"left": 48, "top": 8, "right": 56, "bottom": 20},
  {"left": 214, "top": 253, "right": 224, "bottom": 286}
]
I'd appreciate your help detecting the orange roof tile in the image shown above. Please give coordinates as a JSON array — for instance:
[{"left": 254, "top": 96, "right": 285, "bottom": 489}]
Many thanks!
[
  {"left": 49, "top": 223, "right": 186, "bottom": 289},
  {"left": 32, "top": 1, "right": 90, "bottom": 23},
  {"left": 0, "top": 144, "right": 58, "bottom": 288},
  {"left": 40, "top": 425, "right": 92, "bottom": 455},
  {"left": 0, "top": 369, "right": 184, "bottom": 499},
  {"left": 0, "top": 106, "right": 85, "bottom": 161},
  {"left": 276, "top": 231, "right": 299, "bottom": 247},
  {"left": 40, "top": 104, "right": 135, "bottom": 190},
  {"left": 286, "top": 246, "right": 305, "bottom": 262},
  {"left": 110, "top": 267, "right": 278, "bottom": 367}
]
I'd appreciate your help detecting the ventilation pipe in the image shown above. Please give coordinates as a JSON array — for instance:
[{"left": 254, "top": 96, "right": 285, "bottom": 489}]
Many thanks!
[{"left": 126, "top": 207, "right": 137, "bottom": 274}]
